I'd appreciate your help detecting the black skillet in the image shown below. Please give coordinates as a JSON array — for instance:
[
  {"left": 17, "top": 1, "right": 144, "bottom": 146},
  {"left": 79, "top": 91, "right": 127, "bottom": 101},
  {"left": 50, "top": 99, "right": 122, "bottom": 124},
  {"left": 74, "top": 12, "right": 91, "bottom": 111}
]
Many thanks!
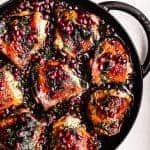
[{"left": 0, "top": 0, "right": 150, "bottom": 149}]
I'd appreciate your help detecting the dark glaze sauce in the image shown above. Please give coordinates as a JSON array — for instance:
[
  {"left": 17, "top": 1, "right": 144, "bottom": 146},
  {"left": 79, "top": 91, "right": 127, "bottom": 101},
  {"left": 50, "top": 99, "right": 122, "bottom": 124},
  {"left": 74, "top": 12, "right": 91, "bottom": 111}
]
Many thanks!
[{"left": 0, "top": 0, "right": 134, "bottom": 149}]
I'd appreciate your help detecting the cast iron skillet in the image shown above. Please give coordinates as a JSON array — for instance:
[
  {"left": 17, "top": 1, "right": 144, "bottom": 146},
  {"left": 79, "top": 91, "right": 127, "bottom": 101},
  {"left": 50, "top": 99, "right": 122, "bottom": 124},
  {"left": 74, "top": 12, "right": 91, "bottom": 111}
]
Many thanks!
[{"left": 0, "top": 0, "right": 150, "bottom": 149}]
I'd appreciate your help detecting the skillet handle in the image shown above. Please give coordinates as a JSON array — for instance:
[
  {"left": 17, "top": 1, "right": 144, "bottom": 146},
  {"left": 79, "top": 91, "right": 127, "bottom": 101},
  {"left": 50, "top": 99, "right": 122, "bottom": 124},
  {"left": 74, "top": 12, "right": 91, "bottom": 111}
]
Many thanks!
[{"left": 99, "top": 1, "right": 150, "bottom": 77}]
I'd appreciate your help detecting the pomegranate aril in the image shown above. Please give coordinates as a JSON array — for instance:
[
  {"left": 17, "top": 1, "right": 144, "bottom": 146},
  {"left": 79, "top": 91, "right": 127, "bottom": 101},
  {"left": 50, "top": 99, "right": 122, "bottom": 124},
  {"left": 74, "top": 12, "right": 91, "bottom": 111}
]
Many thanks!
[
  {"left": 16, "top": 142, "right": 21, "bottom": 149},
  {"left": 34, "top": 1, "right": 41, "bottom": 7},
  {"left": 58, "top": 18, "right": 74, "bottom": 34},
  {"left": 40, "top": 6, "right": 44, "bottom": 12},
  {"left": 123, "top": 59, "right": 127, "bottom": 64},
  {"left": 58, "top": 132, "right": 63, "bottom": 138},
  {"left": 16, "top": 30, "right": 20, "bottom": 36},
  {"left": 99, "top": 65, "right": 103, "bottom": 71},
  {"left": 44, "top": 15, "right": 49, "bottom": 20},
  {"left": 19, "top": 2, "right": 25, "bottom": 9},
  {"left": 44, "top": 4, "right": 50, "bottom": 9},
  {"left": 3, "top": 34, "right": 8, "bottom": 41},
  {"left": 67, "top": 143, "right": 71, "bottom": 148},
  {"left": 16, "top": 35, "right": 21, "bottom": 41},
  {"left": 99, "top": 57, "right": 106, "bottom": 63},
  {"left": 62, "top": 138, "right": 67, "bottom": 144},
  {"left": 83, "top": 18, "right": 87, "bottom": 25},
  {"left": 35, "top": 6, "right": 40, "bottom": 12},
  {"left": 20, "top": 29, "right": 26, "bottom": 36},
  {"left": 17, "top": 131, "right": 25, "bottom": 137},
  {"left": 116, "top": 55, "right": 127, "bottom": 65},
  {"left": 25, "top": 1, "right": 30, "bottom": 8},
  {"left": 14, "top": 25, "right": 18, "bottom": 31},
  {"left": 45, "top": 0, "right": 50, "bottom": 4},
  {"left": 65, "top": 25, "right": 73, "bottom": 34},
  {"left": 0, "top": 84, "right": 5, "bottom": 90},
  {"left": 0, "top": 110, "right": 5, "bottom": 117},
  {"left": 88, "top": 19, "right": 92, "bottom": 26}
]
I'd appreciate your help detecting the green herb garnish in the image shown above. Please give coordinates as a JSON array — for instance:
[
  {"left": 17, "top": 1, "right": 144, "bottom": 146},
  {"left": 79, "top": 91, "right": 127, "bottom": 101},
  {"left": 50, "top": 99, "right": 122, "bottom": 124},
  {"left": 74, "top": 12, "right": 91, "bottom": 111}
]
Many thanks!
[{"left": 101, "top": 74, "right": 108, "bottom": 82}]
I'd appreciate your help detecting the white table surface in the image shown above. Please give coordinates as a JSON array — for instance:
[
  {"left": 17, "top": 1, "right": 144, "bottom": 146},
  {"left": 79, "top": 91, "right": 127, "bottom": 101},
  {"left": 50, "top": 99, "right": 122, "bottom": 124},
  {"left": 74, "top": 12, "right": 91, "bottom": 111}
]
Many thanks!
[{"left": 0, "top": 0, "right": 150, "bottom": 150}]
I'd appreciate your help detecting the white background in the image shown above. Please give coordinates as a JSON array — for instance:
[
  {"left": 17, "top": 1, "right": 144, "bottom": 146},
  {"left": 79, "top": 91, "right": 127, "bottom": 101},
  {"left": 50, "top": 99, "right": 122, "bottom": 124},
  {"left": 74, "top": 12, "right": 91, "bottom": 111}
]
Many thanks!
[{"left": 0, "top": 0, "right": 150, "bottom": 150}]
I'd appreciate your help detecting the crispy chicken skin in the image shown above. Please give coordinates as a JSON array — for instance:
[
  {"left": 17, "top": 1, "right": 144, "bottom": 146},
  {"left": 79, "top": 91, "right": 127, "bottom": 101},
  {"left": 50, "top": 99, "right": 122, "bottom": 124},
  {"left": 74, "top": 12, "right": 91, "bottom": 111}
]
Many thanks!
[
  {"left": 34, "top": 60, "right": 88, "bottom": 111},
  {"left": 88, "top": 89, "right": 132, "bottom": 136},
  {"left": 0, "top": 11, "right": 47, "bottom": 68},
  {"left": 91, "top": 38, "right": 132, "bottom": 85},
  {"left": 0, "top": 67, "right": 23, "bottom": 113},
  {"left": 53, "top": 8, "right": 100, "bottom": 59},
  {"left": 0, "top": 108, "right": 47, "bottom": 150},
  {"left": 51, "top": 116, "right": 100, "bottom": 150}
]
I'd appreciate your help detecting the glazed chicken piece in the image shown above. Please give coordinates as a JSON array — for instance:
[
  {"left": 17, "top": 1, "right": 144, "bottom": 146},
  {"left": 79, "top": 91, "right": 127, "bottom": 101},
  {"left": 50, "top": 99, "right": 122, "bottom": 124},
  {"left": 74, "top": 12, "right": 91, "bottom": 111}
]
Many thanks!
[
  {"left": 88, "top": 89, "right": 132, "bottom": 136},
  {"left": 33, "top": 60, "right": 88, "bottom": 111},
  {"left": 0, "top": 108, "right": 47, "bottom": 150},
  {"left": 0, "top": 11, "right": 47, "bottom": 68},
  {"left": 91, "top": 38, "right": 132, "bottom": 85},
  {"left": 0, "top": 67, "right": 23, "bottom": 115},
  {"left": 53, "top": 7, "right": 100, "bottom": 59},
  {"left": 50, "top": 116, "right": 101, "bottom": 150}
]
